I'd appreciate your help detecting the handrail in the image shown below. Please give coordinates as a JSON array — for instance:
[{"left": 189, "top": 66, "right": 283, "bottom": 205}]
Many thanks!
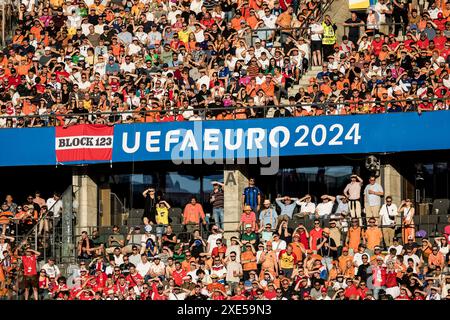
[
  {"left": 0, "top": 96, "right": 446, "bottom": 127},
  {"left": 111, "top": 192, "right": 126, "bottom": 213},
  {"left": 11, "top": 196, "right": 61, "bottom": 253}
]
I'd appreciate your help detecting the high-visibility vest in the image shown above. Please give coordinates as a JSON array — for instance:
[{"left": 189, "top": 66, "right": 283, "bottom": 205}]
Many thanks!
[{"left": 322, "top": 22, "right": 336, "bottom": 45}]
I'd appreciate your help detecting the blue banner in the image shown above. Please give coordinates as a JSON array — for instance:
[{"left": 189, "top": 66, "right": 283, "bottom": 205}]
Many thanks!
[
  {"left": 112, "top": 111, "right": 450, "bottom": 163},
  {"left": 1, "top": 111, "right": 450, "bottom": 167},
  {"left": 0, "top": 127, "right": 55, "bottom": 166}
]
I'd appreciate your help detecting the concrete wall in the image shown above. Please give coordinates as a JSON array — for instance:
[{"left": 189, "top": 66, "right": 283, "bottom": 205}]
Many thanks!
[
  {"left": 382, "top": 164, "right": 402, "bottom": 205},
  {"left": 73, "top": 173, "right": 98, "bottom": 233},
  {"left": 99, "top": 185, "right": 111, "bottom": 226},
  {"left": 328, "top": 0, "right": 351, "bottom": 41}
]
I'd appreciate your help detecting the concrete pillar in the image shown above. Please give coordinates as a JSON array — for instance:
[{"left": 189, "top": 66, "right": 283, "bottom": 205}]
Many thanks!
[
  {"left": 381, "top": 164, "right": 402, "bottom": 225},
  {"left": 99, "top": 184, "right": 111, "bottom": 226},
  {"left": 223, "top": 166, "right": 248, "bottom": 241},
  {"left": 381, "top": 164, "right": 402, "bottom": 205},
  {"left": 73, "top": 173, "right": 98, "bottom": 234}
]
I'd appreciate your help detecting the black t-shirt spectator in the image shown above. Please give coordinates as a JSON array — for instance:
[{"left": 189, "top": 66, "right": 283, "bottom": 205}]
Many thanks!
[
  {"left": 316, "top": 237, "right": 337, "bottom": 259},
  {"left": 281, "top": 285, "right": 294, "bottom": 299},
  {"left": 357, "top": 263, "right": 370, "bottom": 282},
  {"left": 162, "top": 232, "right": 176, "bottom": 251},
  {"left": 120, "top": 262, "right": 133, "bottom": 276},
  {"left": 403, "top": 242, "right": 419, "bottom": 253},
  {"left": 345, "top": 17, "right": 362, "bottom": 40},
  {"left": 79, "top": 238, "right": 94, "bottom": 258},
  {"left": 189, "top": 238, "right": 205, "bottom": 258}
]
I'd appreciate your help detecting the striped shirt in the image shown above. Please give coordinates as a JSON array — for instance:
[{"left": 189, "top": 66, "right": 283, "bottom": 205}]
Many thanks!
[
  {"left": 243, "top": 186, "right": 261, "bottom": 210},
  {"left": 210, "top": 190, "right": 224, "bottom": 209}
]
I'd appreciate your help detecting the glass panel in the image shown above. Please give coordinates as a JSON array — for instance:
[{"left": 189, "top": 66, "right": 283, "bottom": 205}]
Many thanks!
[
  {"left": 164, "top": 172, "right": 201, "bottom": 208},
  {"left": 434, "top": 162, "right": 448, "bottom": 199},
  {"left": 276, "top": 166, "right": 353, "bottom": 202},
  {"left": 202, "top": 174, "right": 223, "bottom": 197}
]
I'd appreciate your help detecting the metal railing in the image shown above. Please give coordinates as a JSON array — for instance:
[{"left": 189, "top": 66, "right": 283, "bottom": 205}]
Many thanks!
[
  {"left": 66, "top": 211, "right": 448, "bottom": 262},
  {"left": 0, "top": 97, "right": 447, "bottom": 129},
  {"left": 9, "top": 186, "right": 72, "bottom": 264},
  {"left": 340, "top": 22, "right": 419, "bottom": 36},
  {"left": 109, "top": 192, "right": 127, "bottom": 227}
]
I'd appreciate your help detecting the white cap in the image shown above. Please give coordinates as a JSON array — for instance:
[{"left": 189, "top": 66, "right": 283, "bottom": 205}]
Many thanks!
[{"left": 45, "top": 47, "right": 51, "bottom": 51}]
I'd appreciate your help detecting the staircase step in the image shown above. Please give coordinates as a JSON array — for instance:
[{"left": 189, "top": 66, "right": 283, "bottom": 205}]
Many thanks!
[{"left": 310, "top": 66, "right": 322, "bottom": 71}]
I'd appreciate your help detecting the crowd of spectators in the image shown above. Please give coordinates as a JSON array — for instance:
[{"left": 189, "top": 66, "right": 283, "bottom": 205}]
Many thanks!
[
  {"left": 2, "top": 0, "right": 450, "bottom": 129},
  {"left": 1, "top": 175, "right": 449, "bottom": 300},
  {"left": 0, "top": 191, "right": 62, "bottom": 239},
  {"left": 0, "top": 191, "right": 63, "bottom": 299}
]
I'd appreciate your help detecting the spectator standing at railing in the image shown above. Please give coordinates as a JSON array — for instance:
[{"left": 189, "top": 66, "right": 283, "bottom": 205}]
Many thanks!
[
  {"left": 344, "top": 174, "right": 363, "bottom": 225},
  {"left": 364, "top": 177, "right": 384, "bottom": 226},
  {"left": 15, "top": 242, "right": 41, "bottom": 300},
  {"left": 321, "top": 15, "right": 337, "bottom": 62},
  {"left": 142, "top": 187, "right": 157, "bottom": 226},
  {"left": 379, "top": 196, "right": 398, "bottom": 248},
  {"left": 32, "top": 191, "right": 46, "bottom": 209},
  {"left": 375, "top": 0, "right": 393, "bottom": 36},
  {"left": 155, "top": 200, "right": 171, "bottom": 245},
  {"left": 362, "top": 218, "right": 383, "bottom": 254},
  {"left": 209, "top": 181, "right": 225, "bottom": 231},
  {"left": 4, "top": 196, "right": 17, "bottom": 215},
  {"left": 399, "top": 199, "right": 416, "bottom": 244},
  {"left": 46, "top": 192, "right": 62, "bottom": 229},
  {"left": 0, "top": 203, "right": 13, "bottom": 237},
  {"left": 346, "top": 218, "right": 363, "bottom": 254},
  {"left": 393, "top": 0, "right": 410, "bottom": 36},
  {"left": 182, "top": 196, "right": 206, "bottom": 234},
  {"left": 242, "top": 178, "right": 261, "bottom": 214},
  {"left": 276, "top": 5, "right": 294, "bottom": 43},
  {"left": 343, "top": 12, "right": 365, "bottom": 47},
  {"left": 308, "top": 16, "right": 324, "bottom": 66},
  {"left": 25, "top": 195, "right": 41, "bottom": 214}
]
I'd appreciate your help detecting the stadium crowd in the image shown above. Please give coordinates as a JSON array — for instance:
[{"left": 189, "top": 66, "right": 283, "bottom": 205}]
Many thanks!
[
  {"left": 1, "top": 175, "right": 450, "bottom": 300},
  {"left": 1, "top": 0, "right": 450, "bottom": 128}
]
